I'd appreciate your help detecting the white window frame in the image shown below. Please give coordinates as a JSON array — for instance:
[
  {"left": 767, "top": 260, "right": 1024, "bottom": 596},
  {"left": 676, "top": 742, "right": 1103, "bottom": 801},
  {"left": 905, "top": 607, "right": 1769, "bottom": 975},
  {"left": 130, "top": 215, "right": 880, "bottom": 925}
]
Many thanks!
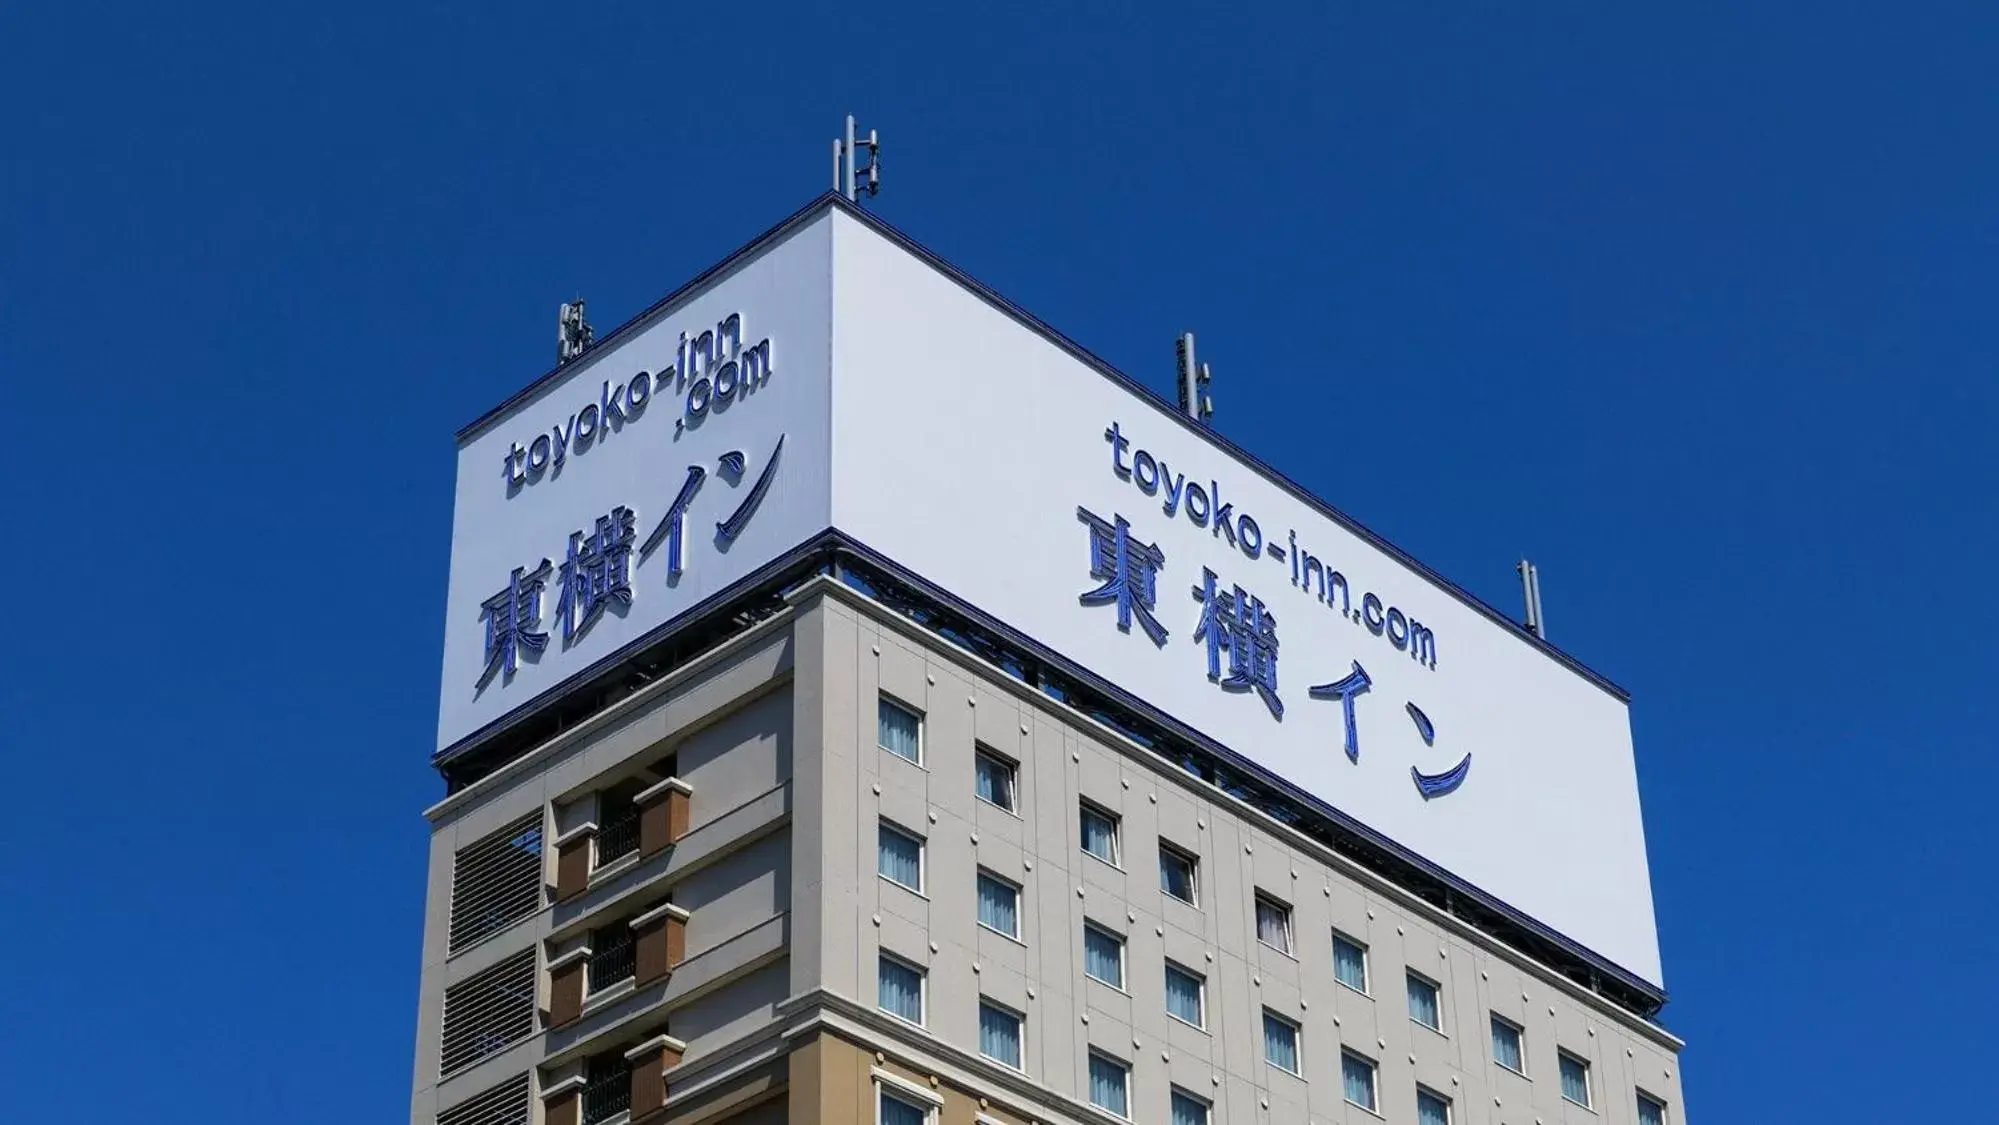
[
  {"left": 877, "top": 819, "right": 926, "bottom": 894},
  {"left": 1079, "top": 801, "right": 1122, "bottom": 867},
  {"left": 1491, "top": 1013, "right": 1527, "bottom": 1075},
  {"left": 1417, "top": 1085, "right": 1453, "bottom": 1125},
  {"left": 1163, "top": 961, "right": 1207, "bottom": 1030},
  {"left": 1168, "top": 1087, "right": 1211, "bottom": 1125},
  {"left": 1637, "top": 1089, "right": 1669, "bottom": 1125},
  {"left": 877, "top": 951, "right": 927, "bottom": 1027},
  {"left": 1158, "top": 841, "right": 1199, "bottom": 906},
  {"left": 973, "top": 746, "right": 1019, "bottom": 814},
  {"left": 1082, "top": 921, "right": 1127, "bottom": 990},
  {"left": 975, "top": 868, "right": 1022, "bottom": 940},
  {"left": 1341, "top": 1049, "right": 1379, "bottom": 1113},
  {"left": 1406, "top": 968, "right": 1443, "bottom": 1032},
  {"left": 976, "top": 997, "right": 1026, "bottom": 1071},
  {"left": 1254, "top": 892, "right": 1295, "bottom": 955},
  {"left": 877, "top": 695, "right": 924, "bottom": 764},
  {"left": 1086, "top": 1050, "right": 1132, "bottom": 1120},
  {"left": 1331, "top": 929, "right": 1370, "bottom": 994},
  {"left": 1262, "top": 1008, "right": 1303, "bottom": 1076},
  {"left": 873, "top": 1068, "right": 943, "bottom": 1125},
  {"left": 1558, "top": 1049, "right": 1593, "bottom": 1109}
]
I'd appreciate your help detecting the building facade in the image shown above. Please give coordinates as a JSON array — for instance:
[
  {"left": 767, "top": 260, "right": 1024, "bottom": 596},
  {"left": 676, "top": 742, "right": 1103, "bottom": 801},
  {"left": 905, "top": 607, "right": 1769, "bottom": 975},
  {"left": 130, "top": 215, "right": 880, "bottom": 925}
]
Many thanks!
[{"left": 411, "top": 197, "right": 1685, "bottom": 1125}]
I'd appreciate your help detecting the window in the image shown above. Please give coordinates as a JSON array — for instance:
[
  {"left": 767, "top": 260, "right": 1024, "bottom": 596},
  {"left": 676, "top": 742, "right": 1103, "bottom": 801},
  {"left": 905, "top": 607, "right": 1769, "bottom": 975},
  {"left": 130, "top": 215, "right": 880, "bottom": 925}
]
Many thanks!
[
  {"left": 1158, "top": 842, "right": 1198, "bottom": 904},
  {"left": 1341, "top": 1051, "right": 1378, "bottom": 1112},
  {"left": 1087, "top": 1052, "right": 1130, "bottom": 1118},
  {"left": 877, "top": 822, "right": 924, "bottom": 892},
  {"left": 1637, "top": 1091, "right": 1668, "bottom": 1125},
  {"left": 1407, "top": 971, "right": 1441, "bottom": 1030},
  {"left": 1164, "top": 962, "right": 1206, "bottom": 1028},
  {"left": 976, "top": 871, "right": 1020, "bottom": 938},
  {"left": 1417, "top": 1087, "right": 1452, "bottom": 1125},
  {"left": 878, "top": 696, "right": 922, "bottom": 762},
  {"left": 594, "top": 780, "right": 643, "bottom": 868},
  {"left": 1169, "top": 1089, "right": 1210, "bottom": 1125},
  {"left": 878, "top": 1088, "right": 930, "bottom": 1125},
  {"left": 974, "top": 748, "right": 1017, "bottom": 812},
  {"left": 978, "top": 1000, "right": 1024, "bottom": 1069},
  {"left": 1083, "top": 923, "right": 1125, "bottom": 989},
  {"left": 581, "top": 1050, "right": 632, "bottom": 1125},
  {"left": 1491, "top": 1014, "right": 1525, "bottom": 1073},
  {"left": 1080, "top": 802, "right": 1120, "bottom": 865},
  {"left": 1254, "top": 893, "right": 1294, "bottom": 954},
  {"left": 1332, "top": 931, "right": 1368, "bottom": 992},
  {"left": 1262, "top": 1009, "right": 1301, "bottom": 1074},
  {"left": 587, "top": 921, "right": 636, "bottom": 994},
  {"left": 878, "top": 954, "right": 925, "bottom": 1025},
  {"left": 1559, "top": 1051, "right": 1592, "bottom": 1108}
]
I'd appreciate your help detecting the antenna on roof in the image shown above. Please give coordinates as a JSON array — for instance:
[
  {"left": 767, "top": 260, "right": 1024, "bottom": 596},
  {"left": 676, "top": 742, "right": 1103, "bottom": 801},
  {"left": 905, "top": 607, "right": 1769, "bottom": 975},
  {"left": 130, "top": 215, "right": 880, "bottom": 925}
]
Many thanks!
[
  {"left": 1176, "top": 332, "right": 1214, "bottom": 424},
  {"left": 558, "top": 299, "right": 594, "bottom": 366},
  {"left": 1517, "top": 559, "right": 1546, "bottom": 639},
  {"left": 833, "top": 115, "right": 880, "bottom": 203}
]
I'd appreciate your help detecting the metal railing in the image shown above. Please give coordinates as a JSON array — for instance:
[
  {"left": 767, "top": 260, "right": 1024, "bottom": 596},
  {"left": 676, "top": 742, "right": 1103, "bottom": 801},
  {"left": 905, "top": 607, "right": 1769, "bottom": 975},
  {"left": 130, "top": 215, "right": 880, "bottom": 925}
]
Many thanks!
[
  {"left": 447, "top": 812, "right": 544, "bottom": 954},
  {"left": 587, "top": 924, "right": 636, "bottom": 993},
  {"left": 437, "top": 1074, "right": 530, "bottom": 1125},
  {"left": 595, "top": 809, "right": 640, "bottom": 867},
  {"left": 580, "top": 1054, "right": 632, "bottom": 1125},
  {"left": 439, "top": 949, "right": 537, "bottom": 1077}
]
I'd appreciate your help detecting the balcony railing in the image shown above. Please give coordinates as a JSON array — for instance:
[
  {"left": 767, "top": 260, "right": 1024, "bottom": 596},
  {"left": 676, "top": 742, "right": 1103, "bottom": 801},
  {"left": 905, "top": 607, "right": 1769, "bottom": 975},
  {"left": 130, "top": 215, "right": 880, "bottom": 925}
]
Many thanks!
[
  {"left": 580, "top": 1056, "right": 632, "bottom": 1125},
  {"left": 596, "top": 811, "right": 640, "bottom": 867},
  {"left": 588, "top": 925, "right": 636, "bottom": 994}
]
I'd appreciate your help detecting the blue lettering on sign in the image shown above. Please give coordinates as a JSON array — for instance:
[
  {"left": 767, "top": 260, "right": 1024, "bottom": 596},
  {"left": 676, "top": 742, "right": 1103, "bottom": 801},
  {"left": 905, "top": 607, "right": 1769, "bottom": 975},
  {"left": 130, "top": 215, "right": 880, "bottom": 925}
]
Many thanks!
[
  {"left": 501, "top": 312, "right": 775, "bottom": 495},
  {"left": 1077, "top": 506, "right": 1169, "bottom": 646},
  {"left": 1191, "top": 567, "right": 1283, "bottom": 720},
  {"left": 554, "top": 506, "right": 636, "bottom": 646},
  {"left": 1103, "top": 420, "right": 1438, "bottom": 670},
  {"left": 477, "top": 559, "right": 553, "bottom": 690}
]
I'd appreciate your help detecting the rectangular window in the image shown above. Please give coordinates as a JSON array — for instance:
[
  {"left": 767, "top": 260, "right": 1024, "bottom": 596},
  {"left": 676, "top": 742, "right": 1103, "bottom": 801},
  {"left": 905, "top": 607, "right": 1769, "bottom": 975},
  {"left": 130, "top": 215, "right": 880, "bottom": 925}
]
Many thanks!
[
  {"left": 1341, "top": 1051, "right": 1378, "bottom": 1112},
  {"left": 1083, "top": 923, "right": 1125, "bottom": 989},
  {"left": 1158, "top": 842, "right": 1198, "bottom": 905},
  {"left": 1332, "top": 931, "right": 1368, "bottom": 992},
  {"left": 1559, "top": 1051, "right": 1592, "bottom": 1108},
  {"left": 974, "top": 748, "right": 1017, "bottom": 812},
  {"left": 1417, "top": 1087, "right": 1452, "bottom": 1125},
  {"left": 878, "top": 1088, "right": 930, "bottom": 1125},
  {"left": 1254, "top": 893, "right": 1294, "bottom": 954},
  {"left": 978, "top": 999, "right": 1024, "bottom": 1069},
  {"left": 1169, "top": 1089, "right": 1210, "bottom": 1125},
  {"left": 976, "top": 871, "right": 1021, "bottom": 939},
  {"left": 1406, "top": 971, "right": 1441, "bottom": 1030},
  {"left": 1637, "top": 1091, "right": 1668, "bottom": 1125},
  {"left": 877, "top": 822, "right": 924, "bottom": 892},
  {"left": 1491, "top": 1014, "right": 1525, "bottom": 1073},
  {"left": 1262, "top": 1010, "right": 1301, "bottom": 1074},
  {"left": 1164, "top": 962, "right": 1206, "bottom": 1028},
  {"left": 1080, "top": 802, "right": 1121, "bottom": 865},
  {"left": 878, "top": 696, "right": 922, "bottom": 762},
  {"left": 1087, "top": 1052, "right": 1130, "bottom": 1118},
  {"left": 877, "top": 954, "right": 925, "bottom": 1025}
]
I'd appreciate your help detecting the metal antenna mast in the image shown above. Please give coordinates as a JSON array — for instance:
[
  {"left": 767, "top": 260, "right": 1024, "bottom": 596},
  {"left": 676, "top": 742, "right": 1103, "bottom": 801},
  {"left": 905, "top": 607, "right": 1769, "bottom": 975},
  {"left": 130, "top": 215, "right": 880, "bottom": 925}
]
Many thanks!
[
  {"left": 1175, "top": 332, "right": 1214, "bottom": 424},
  {"left": 832, "top": 115, "right": 881, "bottom": 202},
  {"left": 558, "top": 299, "right": 594, "bottom": 366},
  {"left": 1517, "top": 559, "right": 1546, "bottom": 639}
]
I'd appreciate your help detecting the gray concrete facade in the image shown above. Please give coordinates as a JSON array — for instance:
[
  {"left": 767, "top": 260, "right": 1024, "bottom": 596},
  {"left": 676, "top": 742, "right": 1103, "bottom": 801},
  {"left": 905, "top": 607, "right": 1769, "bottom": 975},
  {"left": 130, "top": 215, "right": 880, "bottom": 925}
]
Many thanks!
[{"left": 410, "top": 577, "right": 1684, "bottom": 1125}]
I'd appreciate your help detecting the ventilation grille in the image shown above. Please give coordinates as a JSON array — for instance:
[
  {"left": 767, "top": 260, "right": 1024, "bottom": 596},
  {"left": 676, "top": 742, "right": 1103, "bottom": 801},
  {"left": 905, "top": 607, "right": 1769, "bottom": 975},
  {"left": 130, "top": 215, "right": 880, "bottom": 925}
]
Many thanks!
[
  {"left": 437, "top": 1074, "right": 530, "bottom": 1125},
  {"left": 440, "top": 949, "right": 538, "bottom": 1077},
  {"left": 449, "top": 812, "right": 545, "bottom": 954}
]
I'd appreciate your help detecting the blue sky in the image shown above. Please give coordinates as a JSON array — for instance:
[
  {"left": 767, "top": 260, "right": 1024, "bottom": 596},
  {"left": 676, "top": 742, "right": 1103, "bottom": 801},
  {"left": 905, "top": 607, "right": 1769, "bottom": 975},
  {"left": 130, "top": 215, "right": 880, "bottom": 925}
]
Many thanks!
[{"left": 3, "top": 3, "right": 1994, "bottom": 1121}]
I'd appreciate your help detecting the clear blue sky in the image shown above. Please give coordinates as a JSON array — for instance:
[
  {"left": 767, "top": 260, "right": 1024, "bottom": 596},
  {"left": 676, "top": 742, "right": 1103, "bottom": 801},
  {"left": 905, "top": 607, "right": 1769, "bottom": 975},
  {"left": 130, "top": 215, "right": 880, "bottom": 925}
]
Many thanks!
[{"left": 3, "top": 4, "right": 1993, "bottom": 1121}]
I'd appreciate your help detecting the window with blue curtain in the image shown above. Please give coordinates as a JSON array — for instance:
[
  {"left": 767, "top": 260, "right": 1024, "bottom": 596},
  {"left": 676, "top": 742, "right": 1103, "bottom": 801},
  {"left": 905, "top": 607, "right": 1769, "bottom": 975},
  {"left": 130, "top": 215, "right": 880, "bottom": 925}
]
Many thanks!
[
  {"left": 1262, "top": 1010, "right": 1300, "bottom": 1074},
  {"left": 1559, "top": 1053, "right": 1591, "bottom": 1107},
  {"left": 1164, "top": 963, "right": 1204, "bottom": 1027},
  {"left": 974, "top": 750, "right": 1016, "bottom": 811},
  {"left": 1341, "top": 1052, "right": 1377, "bottom": 1111},
  {"left": 1087, "top": 1053, "right": 1129, "bottom": 1117},
  {"left": 878, "top": 697, "right": 921, "bottom": 762},
  {"left": 878, "top": 1089, "right": 928, "bottom": 1125},
  {"left": 1491, "top": 1015, "right": 1524, "bottom": 1072},
  {"left": 978, "top": 1001, "right": 1022, "bottom": 1069},
  {"left": 1637, "top": 1092, "right": 1667, "bottom": 1125},
  {"left": 1083, "top": 924, "right": 1124, "bottom": 988},
  {"left": 1332, "top": 932, "right": 1368, "bottom": 991},
  {"left": 1407, "top": 972, "right": 1441, "bottom": 1030},
  {"left": 877, "top": 955, "right": 923, "bottom": 1024},
  {"left": 1169, "top": 1089, "right": 1209, "bottom": 1125},
  {"left": 877, "top": 823, "right": 922, "bottom": 891},
  {"left": 1417, "top": 1088, "right": 1451, "bottom": 1125},
  {"left": 977, "top": 872, "right": 1019, "bottom": 937},
  {"left": 1080, "top": 804, "right": 1119, "bottom": 864},
  {"left": 1158, "top": 844, "right": 1197, "bottom": 904},
  {"left": 1254, "top": 895, "right": 1292, "bottom": 953}
]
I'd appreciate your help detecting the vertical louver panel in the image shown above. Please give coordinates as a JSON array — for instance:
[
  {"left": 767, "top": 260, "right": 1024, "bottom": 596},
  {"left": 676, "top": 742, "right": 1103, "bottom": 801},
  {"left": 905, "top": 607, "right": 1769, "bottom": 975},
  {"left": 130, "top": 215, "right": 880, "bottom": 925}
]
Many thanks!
[
  {"left": 448, "top": 812, "right": 545, "bottom": 954},
  {"left": 440, "top": 949, "right": 538, "bottom": 1076},
  {"left": 437, "top": 1074, "right": 531, "bottom": 1125}
]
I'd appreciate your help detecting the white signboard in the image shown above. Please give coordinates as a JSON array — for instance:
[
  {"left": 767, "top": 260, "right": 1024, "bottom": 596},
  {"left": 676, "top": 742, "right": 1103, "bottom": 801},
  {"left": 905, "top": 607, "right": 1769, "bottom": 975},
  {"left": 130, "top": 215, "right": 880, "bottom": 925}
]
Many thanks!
[
  {"left": 436, "top": 213, "right": 834, "bottom": 752},
  {"left": 824, "top": 211, "right": 1663, "bottom": 986}
]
